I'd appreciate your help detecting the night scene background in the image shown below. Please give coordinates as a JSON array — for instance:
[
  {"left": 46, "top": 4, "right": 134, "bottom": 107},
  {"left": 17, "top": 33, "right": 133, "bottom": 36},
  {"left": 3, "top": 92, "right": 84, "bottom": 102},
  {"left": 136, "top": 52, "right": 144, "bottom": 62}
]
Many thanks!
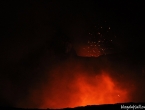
[{"left": 1, "top": 0, "right": 145, "bottom": 109}]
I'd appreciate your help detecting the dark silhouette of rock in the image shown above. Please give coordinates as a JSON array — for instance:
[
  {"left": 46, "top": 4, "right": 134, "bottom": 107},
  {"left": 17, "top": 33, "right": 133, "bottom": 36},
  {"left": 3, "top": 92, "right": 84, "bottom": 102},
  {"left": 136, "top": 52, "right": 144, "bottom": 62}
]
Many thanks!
[{"left": 1, "top": 102, "right": 145, "bottom": 110}]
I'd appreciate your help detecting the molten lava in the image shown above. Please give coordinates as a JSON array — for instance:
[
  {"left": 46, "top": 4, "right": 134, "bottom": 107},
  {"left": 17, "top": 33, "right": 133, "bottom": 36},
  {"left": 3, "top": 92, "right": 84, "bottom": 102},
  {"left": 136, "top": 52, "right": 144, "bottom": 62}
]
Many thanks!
[
  {"left": 75, "top": 72, "right": 128, "bottom": 106},
  {"left": 31, "top": 70, "right": 131, "bottom": 109},
  {"left": 22, "top": 56, "right": 135, "bottom": 109}
]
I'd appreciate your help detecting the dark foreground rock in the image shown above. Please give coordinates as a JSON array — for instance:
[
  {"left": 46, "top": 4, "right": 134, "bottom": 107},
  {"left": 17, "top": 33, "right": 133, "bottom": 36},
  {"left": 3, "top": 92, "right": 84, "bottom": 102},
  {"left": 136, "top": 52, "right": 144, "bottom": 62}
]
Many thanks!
[{"left": 1, "top": 102, "right": 145, "bottom": 110}]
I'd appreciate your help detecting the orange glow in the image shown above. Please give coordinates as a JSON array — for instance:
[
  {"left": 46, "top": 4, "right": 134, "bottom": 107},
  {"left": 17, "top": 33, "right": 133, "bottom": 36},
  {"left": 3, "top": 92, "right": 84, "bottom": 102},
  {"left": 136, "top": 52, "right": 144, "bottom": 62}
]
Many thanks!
[
  {"left": 75, "top": 72, "right": 128, "bottom": 106},
  {"left": 31, "top": 70, "right": 131, "bottom": 109},
  {"left": 76, "top": 45, "right": 102, "bottom": 57},
  {"left": 23, "top": 58, "right": 135, "bottom": 109}
]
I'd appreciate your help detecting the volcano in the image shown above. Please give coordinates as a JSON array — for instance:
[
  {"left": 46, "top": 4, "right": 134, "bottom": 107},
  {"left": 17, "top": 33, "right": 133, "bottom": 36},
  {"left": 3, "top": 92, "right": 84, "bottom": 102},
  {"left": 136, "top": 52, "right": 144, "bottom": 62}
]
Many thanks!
[{"left": 1, "top": 0, "right": 145, "bottom": 109}]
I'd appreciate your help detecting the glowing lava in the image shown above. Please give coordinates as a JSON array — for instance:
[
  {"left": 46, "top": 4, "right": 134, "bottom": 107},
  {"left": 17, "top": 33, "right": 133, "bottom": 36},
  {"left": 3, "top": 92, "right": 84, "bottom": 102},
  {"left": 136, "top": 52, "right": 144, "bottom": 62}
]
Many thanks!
[
  {"left": 75, "top": 72, "right": 128, "bottom": 106},
  {"left": 36, "top": 71, "right": 130, "bottom": 109}
]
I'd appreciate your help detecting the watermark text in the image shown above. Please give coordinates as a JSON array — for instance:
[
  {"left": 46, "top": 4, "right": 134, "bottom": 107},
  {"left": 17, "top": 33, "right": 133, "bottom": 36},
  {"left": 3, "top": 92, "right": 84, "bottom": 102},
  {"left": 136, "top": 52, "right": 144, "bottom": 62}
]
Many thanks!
[{"left": 121, "top": 104, "right": 145, "bottom": 110}]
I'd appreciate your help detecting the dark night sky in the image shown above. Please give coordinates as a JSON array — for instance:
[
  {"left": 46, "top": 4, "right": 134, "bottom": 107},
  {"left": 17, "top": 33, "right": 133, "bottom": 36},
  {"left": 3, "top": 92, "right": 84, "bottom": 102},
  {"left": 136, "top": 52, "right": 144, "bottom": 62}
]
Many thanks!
[
  {"left": 1, "top": 0, "right": 145, "bottom": 108},
  {"left": 1, "top": 1, "right": 145, "bottom": 59}
]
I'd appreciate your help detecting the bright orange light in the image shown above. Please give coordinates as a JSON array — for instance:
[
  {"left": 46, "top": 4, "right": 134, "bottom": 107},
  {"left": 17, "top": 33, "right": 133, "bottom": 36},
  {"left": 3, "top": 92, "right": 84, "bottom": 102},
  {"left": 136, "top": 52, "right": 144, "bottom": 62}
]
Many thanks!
[
  {"left": 36, "top": 71, "right": 130, "bottom": 109},
  {"left": 75, "top": 72, "right": 128, "bottom": 106}
]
